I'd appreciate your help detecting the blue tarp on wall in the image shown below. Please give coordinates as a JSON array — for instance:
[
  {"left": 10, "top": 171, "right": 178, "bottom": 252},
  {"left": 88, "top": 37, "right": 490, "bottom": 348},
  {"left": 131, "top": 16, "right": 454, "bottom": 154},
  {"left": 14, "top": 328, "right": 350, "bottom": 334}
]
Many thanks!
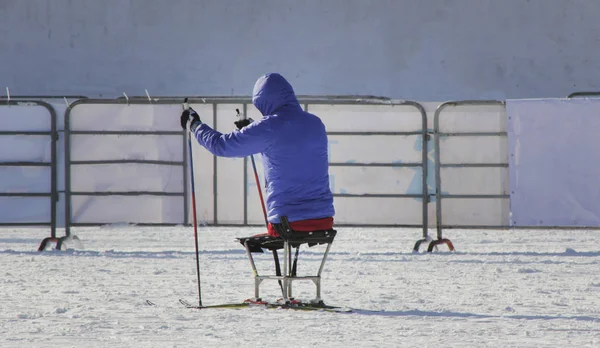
[{"left": 507, "top": 98, "right": 600, "bottom": 227}]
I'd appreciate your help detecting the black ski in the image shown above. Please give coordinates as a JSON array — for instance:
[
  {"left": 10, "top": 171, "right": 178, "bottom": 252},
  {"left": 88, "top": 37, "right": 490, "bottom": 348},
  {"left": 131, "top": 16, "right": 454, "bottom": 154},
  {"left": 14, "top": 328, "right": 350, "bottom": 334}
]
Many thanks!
[
  {"left": 145, "top": 298, "right": 382, "bottom": 313},
  {"left": 145, "top": 298, "right": 353, "bottom": 312}
]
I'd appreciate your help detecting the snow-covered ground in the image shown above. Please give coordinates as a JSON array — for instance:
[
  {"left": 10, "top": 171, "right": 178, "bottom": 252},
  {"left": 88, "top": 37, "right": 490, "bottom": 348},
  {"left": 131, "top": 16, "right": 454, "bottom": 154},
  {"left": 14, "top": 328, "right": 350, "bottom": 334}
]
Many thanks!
[{"left": 2, "top": 226, "right": 600, "bottom": 347}]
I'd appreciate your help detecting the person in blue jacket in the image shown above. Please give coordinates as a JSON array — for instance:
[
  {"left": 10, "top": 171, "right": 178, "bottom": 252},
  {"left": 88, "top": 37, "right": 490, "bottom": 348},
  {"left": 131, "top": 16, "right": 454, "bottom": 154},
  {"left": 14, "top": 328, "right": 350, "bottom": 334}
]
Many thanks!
[{"left": 180, "top": 73, "right": 335, "bottom": 236}]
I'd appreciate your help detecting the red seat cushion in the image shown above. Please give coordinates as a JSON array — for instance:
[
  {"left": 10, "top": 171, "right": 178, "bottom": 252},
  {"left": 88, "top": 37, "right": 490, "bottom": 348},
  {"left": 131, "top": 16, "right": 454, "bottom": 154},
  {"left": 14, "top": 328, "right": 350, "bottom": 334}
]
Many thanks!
[{"left": 267, "top": 217, "right": 334, "bottom": 237}]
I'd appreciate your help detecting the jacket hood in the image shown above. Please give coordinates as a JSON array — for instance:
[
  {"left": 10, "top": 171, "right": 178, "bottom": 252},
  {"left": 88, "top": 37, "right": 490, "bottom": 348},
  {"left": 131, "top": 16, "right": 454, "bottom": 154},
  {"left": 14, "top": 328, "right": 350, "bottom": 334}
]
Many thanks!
[{"left": 252, "top": 73, "right": 300, "bottom": 116}]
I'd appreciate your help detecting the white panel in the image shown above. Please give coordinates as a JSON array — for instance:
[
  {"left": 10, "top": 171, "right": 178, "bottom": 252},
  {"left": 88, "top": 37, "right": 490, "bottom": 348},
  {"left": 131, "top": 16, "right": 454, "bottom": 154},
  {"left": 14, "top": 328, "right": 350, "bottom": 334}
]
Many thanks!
[
  {"left": 333, "top": 197, "right": 424, "bottom": 225},
  {"left": 439, "top": 136, "right": 508, "bottom": 164},
  {"left": 70, "top": 134, "right": 182, "bottom": 162},
  {"left": 187, "top": 149, "right": 215, "bottom": 226},
  {"left": 65, "top": 103, "right": 198, "bottom": 225},
  {"left": 438, "top": 105, "right": 506, "bottom": 133},
  {"left": 71, "top": 195, "right": 182, "bottom": 224},
  {"left": 441, "top": 198, "right": 509, "bottom": 226},
  {"left": 216, "top": 157, "right": 244, "bottom": 224},
  {"left": 328, "top": 135, "right": 422, "bottom": 163},
  {"left": 0, "top": 104, "right": 52, "bottom": 131},
  {"left": 0, "top": 104, "right": 54, "bottom": 226},
  {"left": 71, "top": 163, "right": 183, "bottom": 192},
  {"left": 188, "top": 103, "right": 215, "bottom": 126},
  {"left": 507, "top": 98, "right": 600, "bottom": 227},
  {"left": 0, "top": 197, "right": 50, "bottom": 222},
  {"left": 216, "top": 103, "right": 244, "bottom": 131},
  {"left": 434, "top": 103, "right": 509, "bottom": 227},
  {"left": 330, "top": 167, "right": 421, "bottom": 195},
  {"left": 0, "top": 167, "right": 51, "bottom": 193},
  {"left": 440, "top": 167, "right": 508, "bottom": 195},
  {"left": 188, "top": 147, "right": 215, "bottom": 225},
  {"left": 246, "top": 104, "right": 263, "bottom": 122},
  {"left": 0, "top": 135, "right": 52, "bottom": 162},
  {"left": 69, "top": 103, "right": 206, "bottom": 131},
  {"left": 308, "top": 104, "right": 424, "bottom": 132},
  {"left": 213, "top": 103, "right": 245, "bottom": 223}
]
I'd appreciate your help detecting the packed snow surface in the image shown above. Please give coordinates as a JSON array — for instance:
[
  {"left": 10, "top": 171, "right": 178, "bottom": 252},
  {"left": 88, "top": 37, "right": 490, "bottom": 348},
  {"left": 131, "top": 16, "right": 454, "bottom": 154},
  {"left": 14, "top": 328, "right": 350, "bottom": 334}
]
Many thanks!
[{"left": 2, "top": 226, "right": 600, "bottom": 347}]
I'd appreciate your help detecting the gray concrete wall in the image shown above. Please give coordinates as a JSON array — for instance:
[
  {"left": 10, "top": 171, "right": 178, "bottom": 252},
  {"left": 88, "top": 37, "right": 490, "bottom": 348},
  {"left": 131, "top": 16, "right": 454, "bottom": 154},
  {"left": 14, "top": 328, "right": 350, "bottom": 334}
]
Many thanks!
[{"left": 1, "top": 0, "right": 599, "bottom": 100}]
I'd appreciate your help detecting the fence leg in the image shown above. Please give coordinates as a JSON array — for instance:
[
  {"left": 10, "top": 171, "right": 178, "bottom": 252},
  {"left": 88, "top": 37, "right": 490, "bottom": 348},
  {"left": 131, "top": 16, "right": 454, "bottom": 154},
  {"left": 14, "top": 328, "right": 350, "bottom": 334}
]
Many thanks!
[{"left": 427, "top": 238, "right": 454, "bottom": 252}]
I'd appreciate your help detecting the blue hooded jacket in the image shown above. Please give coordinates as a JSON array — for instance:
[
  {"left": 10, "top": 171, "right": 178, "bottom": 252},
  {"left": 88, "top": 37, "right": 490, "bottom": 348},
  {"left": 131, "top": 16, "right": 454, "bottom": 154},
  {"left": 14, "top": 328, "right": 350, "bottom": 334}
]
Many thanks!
[{"left": 192, "top": 73, "right": 335, "bottom": 223}]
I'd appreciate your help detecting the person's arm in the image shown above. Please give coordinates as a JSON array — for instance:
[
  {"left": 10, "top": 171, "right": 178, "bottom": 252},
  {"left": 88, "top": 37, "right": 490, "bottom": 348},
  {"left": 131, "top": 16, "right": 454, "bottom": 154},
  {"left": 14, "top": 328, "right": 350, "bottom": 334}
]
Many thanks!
[{"left": 191, "top": 120, "right": 271, "bottom": 157}]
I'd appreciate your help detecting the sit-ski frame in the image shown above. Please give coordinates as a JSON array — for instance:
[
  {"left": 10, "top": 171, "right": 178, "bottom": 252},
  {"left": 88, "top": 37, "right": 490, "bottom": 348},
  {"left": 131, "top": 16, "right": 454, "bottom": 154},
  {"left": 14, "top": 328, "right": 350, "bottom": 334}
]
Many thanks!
[{"left": 238, "top": 218, "right": 336, "bottom": 305}]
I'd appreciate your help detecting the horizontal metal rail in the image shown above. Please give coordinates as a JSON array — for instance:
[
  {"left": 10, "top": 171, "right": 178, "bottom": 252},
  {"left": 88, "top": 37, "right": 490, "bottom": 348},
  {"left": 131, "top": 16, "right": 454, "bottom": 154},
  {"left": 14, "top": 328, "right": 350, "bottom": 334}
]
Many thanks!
[
  {"left": 70, "top": 160, "right": 184, "bottom": 166},
  {"left": 0, "top": 162, "right": 52, "bottom": 166},
  {"left": 333, "top": 193, "right": 424, "bottom": 198},
  {"left": 70, "top": 130, "right": 182, "bottom": 135},
  {"left": 0, "top": 131, "right": 53, "bottom": 135},
  {"left": 438, "top": 132, "right": 506, "bottom": 136},
  {"left": 0, "top": 95, "right": 88, "bottom": 99},
  {"left": 438, "top": 194, "right": 509, "bottom": 199},
  {"left": 116, "top": 95, "right": 394, "bottom": 103},
  {"left": 567, "top": 91, "right": 600, "bottom": 98},
  {"left": 329, "top": 162, "right": 421, "bottom": 167},
  {"left": 328, "top": 131, "right": 423, "bottom": 136},
  {"left": 0, "top": 192, "right": 53, "bottom": 197},
  {"left": 70, "top": 191, "right": 183, "bottom": 196},
  {"left": 0, "top": 222, "right": 57, "bottom": 226},
  {"left": 440, "top": 163, "right": 507, "bottom": 168}
]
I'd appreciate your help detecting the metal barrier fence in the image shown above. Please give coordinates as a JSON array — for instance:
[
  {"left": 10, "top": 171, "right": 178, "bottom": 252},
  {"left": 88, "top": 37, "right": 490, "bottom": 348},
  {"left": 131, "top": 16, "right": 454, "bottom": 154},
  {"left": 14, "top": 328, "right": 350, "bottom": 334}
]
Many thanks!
[
  {"left": 62, "top": 97, "right": 429, "bottom": 233},
  {"left": 5, "top": 94, "right": 600, "bottom": 252},
  {"left": 303, "top": 98, "right": 428, "bottom": 235},
  {"left": 0, "top": 100, "right": 57, "bottom": 237},
  {"left": 432, "top": 100, "right": 508, "bottom": 246},
  {"left": 0, "top": 95, "right": 523, "bottom": 253},
  {"left": 64, "top": 99, "right": 188, "bottom": 235}
]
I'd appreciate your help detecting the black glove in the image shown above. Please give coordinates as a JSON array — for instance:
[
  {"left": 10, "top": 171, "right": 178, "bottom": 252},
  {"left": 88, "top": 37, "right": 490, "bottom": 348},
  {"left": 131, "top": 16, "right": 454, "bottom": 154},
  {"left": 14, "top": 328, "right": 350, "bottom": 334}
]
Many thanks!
[
  {"left": 234, "top": 118, "right": 253, "bottom": 130},
  {"left": 180, "top": 109, "right": 201, "bottom": 130}
]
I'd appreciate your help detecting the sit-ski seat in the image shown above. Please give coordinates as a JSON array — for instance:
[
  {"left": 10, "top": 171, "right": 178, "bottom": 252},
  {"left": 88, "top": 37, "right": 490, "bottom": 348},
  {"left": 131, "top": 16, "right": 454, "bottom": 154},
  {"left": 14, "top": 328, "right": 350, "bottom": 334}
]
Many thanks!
[{"left": 236, "top": 216, "right": 337, "bottom": 305}]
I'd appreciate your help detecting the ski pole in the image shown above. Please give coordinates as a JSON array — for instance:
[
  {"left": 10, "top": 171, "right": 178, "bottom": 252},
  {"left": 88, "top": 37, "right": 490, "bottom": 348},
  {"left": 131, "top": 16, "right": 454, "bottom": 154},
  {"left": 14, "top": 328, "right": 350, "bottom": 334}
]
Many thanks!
[
  {"left": 184, "top": 98, "right": 203, "bottom": 308},
  {"left": 250, "top": 155, "right": 268, "bottom": 226},
  {"left": 236, "top": 108, "right": 284, "bottom": 295}
]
